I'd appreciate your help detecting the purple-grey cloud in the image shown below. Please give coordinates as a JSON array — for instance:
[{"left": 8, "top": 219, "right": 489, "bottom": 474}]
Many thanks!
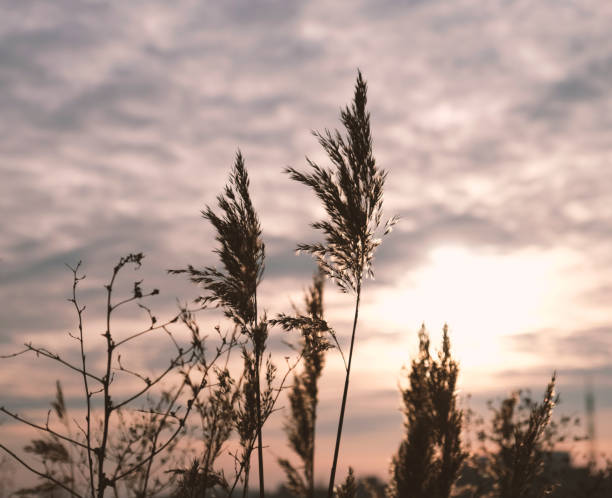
[{"left": 2, "top": 0, "right": 612, "bottom": 486}]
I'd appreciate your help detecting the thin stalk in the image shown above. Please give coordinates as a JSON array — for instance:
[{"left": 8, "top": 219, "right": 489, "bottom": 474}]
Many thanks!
[
  {"left": 229, "top": 348, "right": 300, "bottom": 498},
  {"left": 200, "top": 328, "right": 239, "bottom": 495},
  {"left": 70, "top": 264, "right": 95, "bottom": 498},
  {"left": 327, "top": 282, "right": 361, "bottom": 498},
  {"left": 255, "top": 349, "right": 265, "bottom": 498},
  {"left": 308, "top": 407, "right": 315, "bottom": 498},
  {"left": 242, "top": 460, "right": 251, "bottom": 498},
  {"left": 141, "top": 381, "right": 185, "bottom": 497},
  {"left": 200, "top": 408, "right": 218, "bottom": 496},
  {"left": 0, "top": 444, "right": 83, "bottom": 498},
  {"left": 254, "top": 293, "right": 265, "bottom": 498},
  {"left": 97, "top": 268, "right": 119, "bottom": 498}
]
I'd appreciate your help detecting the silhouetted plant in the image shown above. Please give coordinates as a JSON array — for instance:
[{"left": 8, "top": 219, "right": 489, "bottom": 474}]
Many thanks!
[
  {"left": 335, "top": 468, "right": 357, "bottom": 498},
  {"left": 387, "top": 325, "right": 466, "bottom": 498},
  {"left": 171, "top": 459, "right": 212, "bottom": 498},
  {"left": 170, "top": 152, "right": 270, "bottom": 498},
  {"left": 167, "top": 309, "right": 242, "bottom": 498},
  {"left": 221, "top": 341, "right": 284, "bottom": 498},
  {"left": 13, "top": 381, "right": 77, "bottom": 497},
  {"left": 275, "top": 271, "right": 330, "bottom": 498},
  {"left": 109, "top": 391, "right": 193, "bottom": 498},
  {"left": 0, "top": 255, "right": 213, "bottom": 498},
  {"left": 286, "top": 70, "right": 397, "bottom": 498},
  {"left": 185, "top": 365, "right": 237, "bottom": 496},
  {"left": 583, "top": 459, "right": 612, "bottom": 498},
  {"left": 474, "top": 375, "right": 558, "bottom": 498}
]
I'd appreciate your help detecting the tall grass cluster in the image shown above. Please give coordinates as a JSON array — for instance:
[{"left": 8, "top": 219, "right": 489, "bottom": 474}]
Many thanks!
[{"left": 2, "top": 73, "right": 611, "bottom": 498}]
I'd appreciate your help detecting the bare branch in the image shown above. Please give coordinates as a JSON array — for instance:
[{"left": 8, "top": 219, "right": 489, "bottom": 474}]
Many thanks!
[
  {"left": 113, "top": 349, "right": 193, "bottom": 411},
  {"left": 13, "top": 344, "right": 103, "bottom": 384},
  {"left": 114, "top": 315, "right": 182, "bottom": 349}
]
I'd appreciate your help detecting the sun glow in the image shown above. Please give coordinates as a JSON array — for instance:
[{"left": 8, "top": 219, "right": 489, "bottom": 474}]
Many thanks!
[{"left": 372, "top": 245, "right": 577, "bottom": 377}]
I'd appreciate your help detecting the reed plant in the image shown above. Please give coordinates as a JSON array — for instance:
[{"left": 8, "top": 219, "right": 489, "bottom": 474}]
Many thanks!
[
  {"left": 170, "top": 152, "right": 269, "bottom": 498},
  {"left": 275, "top": 271, "right": 330, "bottom": 498},
  {"left": 286, "top": 70, "right": 397, "bottom": 497},
  {"left": 335, "top": 468, "right": 357, "bottom": 498},
  {"left": 387, "top": 325, "right": 466, "bottom": 498},
  {"left": 478, "top": 375, "right": 558, "bottom": 498}
]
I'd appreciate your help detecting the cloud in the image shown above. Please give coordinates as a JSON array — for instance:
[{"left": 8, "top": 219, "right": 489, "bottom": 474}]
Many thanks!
[
  {"left": 2, "top": 0, "right": 612, "bottom": 484},
  {"left": 508, "top": 326, "right": 612, "bottom": 365},
  {"left": 3, "top": 0, "right": 611, "bottom": 287}
]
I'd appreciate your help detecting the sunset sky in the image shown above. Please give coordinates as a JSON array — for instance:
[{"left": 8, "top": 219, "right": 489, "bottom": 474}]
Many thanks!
[{"left": 2, "top": 0, "right": 612, "bottom": 488}]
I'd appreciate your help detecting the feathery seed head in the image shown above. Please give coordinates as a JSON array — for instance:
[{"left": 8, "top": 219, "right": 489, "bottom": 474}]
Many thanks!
[
  {"left": 170, "top": 151, "right": 264, "bottom": 329},
  {"left": 286, "top": 71, "right": 397, "bottom": 293}
]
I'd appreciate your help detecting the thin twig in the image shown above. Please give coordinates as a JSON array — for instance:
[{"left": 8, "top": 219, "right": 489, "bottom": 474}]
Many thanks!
[
  {"left": 328, "top": 282, "right": 361, "bottom": 496},
  {"left": 0, "top": 444, "right": 83, "bottom": 498},
  {"left": 8, "top": 344, "right": 103, "bottom": 383},
  {"left": 113, "top": 349, "right": 193, "bottom": 411},
  {"left": 0, "top": 407, "right": 88, "bottom": 451},
  {"left": 67, "top": 262, "right": 96, "bottom": 497}
]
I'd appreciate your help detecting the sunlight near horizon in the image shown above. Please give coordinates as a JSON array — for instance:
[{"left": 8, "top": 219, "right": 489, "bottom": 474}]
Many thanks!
[{"left": 374, "top": 245, "right": 576, "bottom": 377}]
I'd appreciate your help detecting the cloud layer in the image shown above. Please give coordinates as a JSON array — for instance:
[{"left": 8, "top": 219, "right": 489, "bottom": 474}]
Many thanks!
[{"left": 2, "top": 0, "right": 612, "bottom": 485}]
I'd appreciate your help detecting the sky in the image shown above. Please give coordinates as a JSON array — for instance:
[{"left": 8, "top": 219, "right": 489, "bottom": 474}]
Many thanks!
[{"left": 1, "top": 0, "right": 612, "bottom": 490}]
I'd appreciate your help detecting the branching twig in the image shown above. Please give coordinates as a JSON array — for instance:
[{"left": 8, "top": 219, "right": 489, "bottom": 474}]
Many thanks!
[
  {"left": 67, "top": 261, "right": 96, "bottom": 497},
  {"left": 0, "top": 444, "right": 82, "bottom": 498},
  {"left": 0, "top": 407, "right": 88, "bottom": 451}
]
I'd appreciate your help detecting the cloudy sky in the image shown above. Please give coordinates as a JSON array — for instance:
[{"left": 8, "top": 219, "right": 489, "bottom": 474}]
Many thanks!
[{"left": 2, "top": 0, "right": 612, "bottom": 488}]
